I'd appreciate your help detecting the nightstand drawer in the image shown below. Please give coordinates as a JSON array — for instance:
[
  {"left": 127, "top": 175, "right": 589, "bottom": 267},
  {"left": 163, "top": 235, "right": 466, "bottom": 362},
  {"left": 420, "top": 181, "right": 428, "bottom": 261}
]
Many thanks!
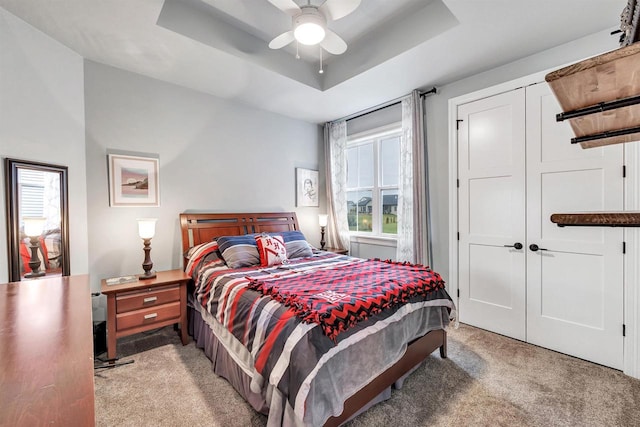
[
  {"left": 116, "top": 285, "right": 180, "bottom": 314},
  {"left": 116, "top": 301, "right": 181, "bottom": 331}
]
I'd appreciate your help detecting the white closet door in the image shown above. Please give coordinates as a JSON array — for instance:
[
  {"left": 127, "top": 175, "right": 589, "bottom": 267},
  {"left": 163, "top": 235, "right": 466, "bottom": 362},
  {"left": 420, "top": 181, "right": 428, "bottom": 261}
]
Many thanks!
[
  {"left": 457, "top": 88, "right": 527, "bottom": 340},
  {"left": 525, "top": 82, "right": 624, "bottom": 369}
]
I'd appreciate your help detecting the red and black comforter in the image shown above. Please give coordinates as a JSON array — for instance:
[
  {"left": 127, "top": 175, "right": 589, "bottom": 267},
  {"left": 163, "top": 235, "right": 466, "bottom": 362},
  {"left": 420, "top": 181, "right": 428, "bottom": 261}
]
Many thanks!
[{"left": 247, "top": 258, "right": 445, "bottom": 341}]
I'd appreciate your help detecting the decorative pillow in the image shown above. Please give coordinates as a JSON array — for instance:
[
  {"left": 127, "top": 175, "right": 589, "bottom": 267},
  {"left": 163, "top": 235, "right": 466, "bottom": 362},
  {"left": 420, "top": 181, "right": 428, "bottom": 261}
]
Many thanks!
[
  {"left": 184, "top": 241, "right": 223, "bottom": 277},
  {"left": 255, "top": 234, "right": 288, "bottom": 267},
  {"left": 277, "top": 230, "right": 313, "bottom": 259},
  {"left": 217, "top": 235, "right": 261, "bottom": 269},
  {"left": 185, "top": 240, "right": 219, "bottom": 260}
]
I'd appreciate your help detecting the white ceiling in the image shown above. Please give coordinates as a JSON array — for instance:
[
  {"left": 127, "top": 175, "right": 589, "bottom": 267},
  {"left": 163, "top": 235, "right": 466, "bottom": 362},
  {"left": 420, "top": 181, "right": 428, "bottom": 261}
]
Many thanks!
[{"left": 0, "top": 0, "right": 624, "bottom": 123}]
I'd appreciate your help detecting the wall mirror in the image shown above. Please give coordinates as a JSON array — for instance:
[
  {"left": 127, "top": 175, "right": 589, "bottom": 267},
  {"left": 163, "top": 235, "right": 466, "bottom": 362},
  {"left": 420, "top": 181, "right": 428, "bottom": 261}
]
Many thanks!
[{"left": 4, "top": 158, "right": 70, "bottom": 282}]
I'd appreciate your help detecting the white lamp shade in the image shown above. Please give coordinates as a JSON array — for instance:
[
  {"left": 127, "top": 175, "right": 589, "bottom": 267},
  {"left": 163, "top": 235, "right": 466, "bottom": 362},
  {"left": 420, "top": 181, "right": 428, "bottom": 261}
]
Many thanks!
[
  {"left": 318, "top": 214, "right": 328, "bottom": 227},
  {"left": 23, "top": 217, "right": 46, "bottom": 237},
  {"left": 137, "top": 218, "right": 157, "bottom": 239}
]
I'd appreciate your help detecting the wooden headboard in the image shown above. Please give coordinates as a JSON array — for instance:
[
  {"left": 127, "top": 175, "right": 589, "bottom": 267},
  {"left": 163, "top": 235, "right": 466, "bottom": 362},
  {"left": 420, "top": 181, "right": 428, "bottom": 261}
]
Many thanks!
[{"left": 179, "top": 212, "right": 300, "bottom": 255}]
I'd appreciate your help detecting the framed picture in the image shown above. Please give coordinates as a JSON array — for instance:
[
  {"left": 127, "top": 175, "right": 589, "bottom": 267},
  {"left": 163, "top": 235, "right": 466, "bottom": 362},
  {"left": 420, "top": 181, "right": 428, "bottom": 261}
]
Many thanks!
[
  {"left": 296, "top": 168, "right": 319, "bottom": 207},
  {"left": 108, "top": 154, "right": 160, "bottom": 207}
]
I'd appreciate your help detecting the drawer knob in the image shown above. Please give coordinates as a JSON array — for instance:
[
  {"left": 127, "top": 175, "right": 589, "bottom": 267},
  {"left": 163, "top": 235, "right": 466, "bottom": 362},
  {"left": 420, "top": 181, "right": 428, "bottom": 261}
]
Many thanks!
[
  {"left": 143, "top": 296, "right": 158, "bottom": 303},
  {"left": 144, "top": 313, "right": 158, "bottom": 320}
]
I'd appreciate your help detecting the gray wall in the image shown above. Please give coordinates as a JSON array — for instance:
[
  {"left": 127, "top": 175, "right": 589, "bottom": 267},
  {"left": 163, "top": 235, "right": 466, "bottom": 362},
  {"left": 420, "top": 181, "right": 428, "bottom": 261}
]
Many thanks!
[
  {"left": 0, "top": 7, "right": 620, "bottom": 303},
  {"left": 84, "top": 62, "right": 323, "bottom": 317},
  {"left": 425, "top": 29, "right": 620, "bottom": 284},
  {"left": 0, "top": 7, "right": 89, "bottom": 283}
]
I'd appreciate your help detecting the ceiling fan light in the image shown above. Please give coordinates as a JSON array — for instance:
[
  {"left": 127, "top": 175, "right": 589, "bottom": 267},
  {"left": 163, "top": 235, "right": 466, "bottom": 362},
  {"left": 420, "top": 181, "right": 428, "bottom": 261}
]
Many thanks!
[
  {"left": 293, "top": 10, "right": 326, "bottom": 45},
  {"left": 294, "top": 22, "right": 325, "bottom": 45}
]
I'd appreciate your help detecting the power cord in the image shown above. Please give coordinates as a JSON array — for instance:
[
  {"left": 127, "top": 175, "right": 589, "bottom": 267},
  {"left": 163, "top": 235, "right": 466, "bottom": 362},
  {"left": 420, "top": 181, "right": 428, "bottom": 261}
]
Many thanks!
[{"left": 94, "top": 358, "right": 134, "bottom": 370}]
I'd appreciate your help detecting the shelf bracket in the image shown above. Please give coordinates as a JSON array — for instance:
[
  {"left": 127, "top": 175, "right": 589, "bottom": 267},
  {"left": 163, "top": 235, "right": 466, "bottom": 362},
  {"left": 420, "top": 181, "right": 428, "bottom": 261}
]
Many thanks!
[
  {"left": 570, "top": 125, "right": 640, "bottom": 145},
  {"left": 556, "top": 94, "right": 640, "bottom": 122}
]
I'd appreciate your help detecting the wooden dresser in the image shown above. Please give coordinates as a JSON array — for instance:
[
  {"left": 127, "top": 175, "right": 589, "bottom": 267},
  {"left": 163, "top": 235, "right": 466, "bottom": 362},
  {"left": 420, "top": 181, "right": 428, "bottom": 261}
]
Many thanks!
[{"left": 0, "top": 275, "right": 95, "bottom": 426}]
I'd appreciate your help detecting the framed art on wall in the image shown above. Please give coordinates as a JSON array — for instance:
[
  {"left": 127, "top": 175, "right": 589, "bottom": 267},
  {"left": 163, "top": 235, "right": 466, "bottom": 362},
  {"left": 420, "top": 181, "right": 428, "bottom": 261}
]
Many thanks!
[
  {"left": 108, "top": 154, "right": 160, "bottom": 207},
  {"left": 296, "top": 168, "right": 318, "bottom": 207}
]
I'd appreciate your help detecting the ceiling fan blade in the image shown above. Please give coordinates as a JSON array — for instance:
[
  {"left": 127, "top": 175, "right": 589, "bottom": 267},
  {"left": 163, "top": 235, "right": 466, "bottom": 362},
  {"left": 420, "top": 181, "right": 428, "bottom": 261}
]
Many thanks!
[
  {"left": 267, "top": 0, "right": 301, "bottom": 16},
  {"left": 319, "top": 0, "right": 361, "bottom": 21},
  {"left": 320, "top": 30, "right": 347, "bottom": 55},
  {"left": 268, "top": 31, "right": 295, "bottom": 49}
]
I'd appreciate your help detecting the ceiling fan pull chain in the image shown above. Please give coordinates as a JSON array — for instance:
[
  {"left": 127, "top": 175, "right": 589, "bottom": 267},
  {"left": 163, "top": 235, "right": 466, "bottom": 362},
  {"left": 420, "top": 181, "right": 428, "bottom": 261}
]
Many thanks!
[
  {"left": 296, "top": 40, "right": 300, "bottom": 59},
  {"left": 319, "top": 46, "right": 324, "bottom": 74}
]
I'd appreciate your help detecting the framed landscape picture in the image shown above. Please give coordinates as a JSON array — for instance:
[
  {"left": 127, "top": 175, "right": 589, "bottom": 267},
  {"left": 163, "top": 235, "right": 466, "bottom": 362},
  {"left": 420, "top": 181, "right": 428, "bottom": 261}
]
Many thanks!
[
  {"left": 296, "top": 168, "right": 318, "bottom": 207},
  {"left": 108, "top": 154, "right": 160, "bottom": 207}
]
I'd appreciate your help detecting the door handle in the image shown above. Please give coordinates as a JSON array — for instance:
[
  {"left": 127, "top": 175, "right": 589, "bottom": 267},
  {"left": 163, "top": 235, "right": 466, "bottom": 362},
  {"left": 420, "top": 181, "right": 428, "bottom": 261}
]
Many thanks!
[
  {"left": 503, "top": 242, "right": 523, "bottom": 250},
  {"left": 529, "top": 244, "right": 548, "bottom": 252}
]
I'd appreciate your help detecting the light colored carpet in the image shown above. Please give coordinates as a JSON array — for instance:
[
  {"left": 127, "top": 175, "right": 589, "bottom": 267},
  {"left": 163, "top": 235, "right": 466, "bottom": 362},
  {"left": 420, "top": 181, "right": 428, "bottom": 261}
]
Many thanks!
[{"left": 94, "top": 324, "right": 640, "bottom": 426}]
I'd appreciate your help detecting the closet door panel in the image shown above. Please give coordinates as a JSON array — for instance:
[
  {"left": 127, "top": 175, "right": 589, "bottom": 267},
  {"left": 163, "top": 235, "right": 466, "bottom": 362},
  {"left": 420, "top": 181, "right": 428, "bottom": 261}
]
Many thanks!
[
  {"left": 458, "top": 88, "right": 526, "bottom": 340},
  {"left": 538, "top": 251, "right": 605, "bottom": 328},
  {"left": 525, "top": 82, "right": 623, "bottom": 369},
  {"left": 540, "top": 169, "right": 606, "bottom": 243}
]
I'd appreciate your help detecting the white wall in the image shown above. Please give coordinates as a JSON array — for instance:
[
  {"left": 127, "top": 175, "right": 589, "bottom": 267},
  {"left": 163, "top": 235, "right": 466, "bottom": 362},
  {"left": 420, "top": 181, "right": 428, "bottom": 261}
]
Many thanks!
[
  {"left": 425, "top": 29, "right": 620, "bottom": 284},
  {"left": 0, "top": 7, "right": 88, "bottom": 283},
  {"left": 83, "top": 61, "right": 323, "bottom": 308}
]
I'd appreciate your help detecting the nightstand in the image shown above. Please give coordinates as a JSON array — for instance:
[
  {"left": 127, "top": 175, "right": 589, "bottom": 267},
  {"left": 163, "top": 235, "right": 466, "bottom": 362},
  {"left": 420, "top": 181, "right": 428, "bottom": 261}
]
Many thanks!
[
  {"left": 101, "top": 269, "right": 190, "bottom": 360},
  {"left": 324, "top": 247, "right": 349, "bottom": 255}
]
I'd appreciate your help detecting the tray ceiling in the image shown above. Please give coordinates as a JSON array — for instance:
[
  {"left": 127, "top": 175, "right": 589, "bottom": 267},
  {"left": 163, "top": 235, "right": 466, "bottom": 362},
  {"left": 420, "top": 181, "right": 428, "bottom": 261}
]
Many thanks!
[{"left": 0, "top": 0, "right": 623, "bottom": 123}]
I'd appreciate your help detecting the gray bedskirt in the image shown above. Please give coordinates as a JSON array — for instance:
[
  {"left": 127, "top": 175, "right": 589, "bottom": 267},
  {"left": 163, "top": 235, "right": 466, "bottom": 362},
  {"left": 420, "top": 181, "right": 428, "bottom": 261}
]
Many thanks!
[{"left": 188, "top": 304, "right": 404, "bottom": 425}]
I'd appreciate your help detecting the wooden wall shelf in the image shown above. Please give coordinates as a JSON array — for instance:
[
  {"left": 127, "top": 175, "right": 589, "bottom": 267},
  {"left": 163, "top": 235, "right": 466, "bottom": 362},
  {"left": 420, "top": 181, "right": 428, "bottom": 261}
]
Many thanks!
[
  {"left": 550, "top": 212, "right": 640, "bottom": 227},
  {"left": 545, "top": 43, "right": 640, "bottom": 149}
]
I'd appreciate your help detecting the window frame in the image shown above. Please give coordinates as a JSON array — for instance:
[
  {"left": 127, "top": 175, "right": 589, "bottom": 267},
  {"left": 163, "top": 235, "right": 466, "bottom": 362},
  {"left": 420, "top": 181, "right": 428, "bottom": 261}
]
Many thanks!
[{"left": 346, "top": 122, "right": 402, "bottom": 238}]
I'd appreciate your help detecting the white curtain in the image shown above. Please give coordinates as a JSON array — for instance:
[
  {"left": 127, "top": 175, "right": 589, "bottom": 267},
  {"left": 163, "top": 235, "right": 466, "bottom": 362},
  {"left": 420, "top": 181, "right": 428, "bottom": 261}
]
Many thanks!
[
  {"left": 324, "top": 120, "right": 350, "bottom": 250},
  {"left": 397, "top": 90, "right": 430, "bottom": 265}
]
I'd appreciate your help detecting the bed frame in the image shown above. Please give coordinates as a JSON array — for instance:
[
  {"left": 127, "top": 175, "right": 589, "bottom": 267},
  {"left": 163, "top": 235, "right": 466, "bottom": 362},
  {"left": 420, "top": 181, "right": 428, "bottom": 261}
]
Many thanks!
[{"left": 179, "top": 211, "right": 447, "bottom": 426}]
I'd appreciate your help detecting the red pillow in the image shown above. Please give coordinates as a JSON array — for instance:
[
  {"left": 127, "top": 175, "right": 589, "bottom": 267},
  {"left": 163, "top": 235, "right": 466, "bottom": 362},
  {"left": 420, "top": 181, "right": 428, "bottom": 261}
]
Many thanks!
[{"left": 255, "top": 234, "right": 287, "bottom": 267}]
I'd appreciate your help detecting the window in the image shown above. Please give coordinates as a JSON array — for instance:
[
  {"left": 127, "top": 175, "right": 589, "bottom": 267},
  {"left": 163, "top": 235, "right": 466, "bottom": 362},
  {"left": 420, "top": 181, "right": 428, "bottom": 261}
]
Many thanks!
[
  {"left": 17, "top": 168, "right": 61, "bottom": 230},
  {"left": 18, "top": 169, "right": 45, "bottom": 217},
  {"left": 346, "top": 124, "right": 400, "bottom": 236}
]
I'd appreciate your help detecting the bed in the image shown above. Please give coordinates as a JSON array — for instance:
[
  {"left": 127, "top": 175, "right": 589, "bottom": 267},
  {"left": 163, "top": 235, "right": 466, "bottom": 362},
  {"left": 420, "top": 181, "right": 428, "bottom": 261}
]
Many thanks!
[{"left": 180, "top": 212, "right": 454, "bottom": 426}]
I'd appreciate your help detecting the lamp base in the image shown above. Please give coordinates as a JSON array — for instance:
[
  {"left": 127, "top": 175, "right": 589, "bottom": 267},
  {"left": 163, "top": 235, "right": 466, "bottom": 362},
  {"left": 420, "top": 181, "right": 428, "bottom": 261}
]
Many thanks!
[
  {"left": 25, "top": 236, "right": 45, "bottom": 279},
  {"left": 140, "top": 238, "right": 155, "bottom": 279},
  {"left": 320, "top": 226, "right": 326, "bottom": 250},
  {"left": 139, "top": 271, "right": 156, "bottom": 280}
]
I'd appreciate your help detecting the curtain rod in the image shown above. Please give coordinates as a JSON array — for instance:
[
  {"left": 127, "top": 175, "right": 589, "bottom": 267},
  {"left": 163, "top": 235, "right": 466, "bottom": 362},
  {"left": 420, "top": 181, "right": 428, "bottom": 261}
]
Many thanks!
[{"left": 342, "top": 87, "right": 437, "bottom": 123}]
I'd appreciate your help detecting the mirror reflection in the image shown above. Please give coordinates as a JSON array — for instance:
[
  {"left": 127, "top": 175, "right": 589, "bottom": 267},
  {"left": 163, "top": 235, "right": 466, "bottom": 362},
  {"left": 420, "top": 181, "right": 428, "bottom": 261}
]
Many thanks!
[{"left": 5, "top": 158, "right": 69, "bottom": 282}]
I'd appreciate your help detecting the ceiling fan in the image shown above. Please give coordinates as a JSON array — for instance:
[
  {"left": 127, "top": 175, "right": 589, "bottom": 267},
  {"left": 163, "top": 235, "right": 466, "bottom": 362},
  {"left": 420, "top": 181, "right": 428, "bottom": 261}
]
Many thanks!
[{"left": 267, "top": 0, "right": 361, "bottom": 56}]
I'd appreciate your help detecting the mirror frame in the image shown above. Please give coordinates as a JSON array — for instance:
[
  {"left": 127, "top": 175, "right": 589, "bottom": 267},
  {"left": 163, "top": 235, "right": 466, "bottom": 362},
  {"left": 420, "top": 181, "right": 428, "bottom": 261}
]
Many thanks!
[{"left": 4, "top": 158, "right": 70, "bottom": 282}]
